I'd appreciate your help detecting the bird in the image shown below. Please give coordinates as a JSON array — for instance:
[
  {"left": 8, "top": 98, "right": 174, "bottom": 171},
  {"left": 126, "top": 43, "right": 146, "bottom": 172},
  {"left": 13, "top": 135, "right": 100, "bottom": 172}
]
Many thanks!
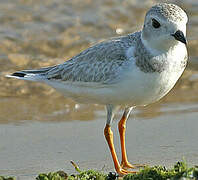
[{"left": 7, "top": 3, "right": 188, "bottom": 175}]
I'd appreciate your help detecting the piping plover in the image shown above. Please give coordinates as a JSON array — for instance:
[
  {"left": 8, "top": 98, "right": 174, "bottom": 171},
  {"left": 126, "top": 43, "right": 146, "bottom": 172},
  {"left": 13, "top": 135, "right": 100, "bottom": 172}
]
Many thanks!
[{"left": 7, "top": 3, "right": 188, "bottom": 175}]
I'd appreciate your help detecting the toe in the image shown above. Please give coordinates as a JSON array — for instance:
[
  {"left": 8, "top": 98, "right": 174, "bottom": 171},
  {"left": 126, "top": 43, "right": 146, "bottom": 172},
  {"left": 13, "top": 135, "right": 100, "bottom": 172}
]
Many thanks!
[
  {"left": 117, "top": 168, "right": 137, "bottom": 176},
  {"left": 121, "top": 161, "right": 136, "bottom": 169},
  {"left": 121, "top": 161, "right": 146, "bottom": 169}
]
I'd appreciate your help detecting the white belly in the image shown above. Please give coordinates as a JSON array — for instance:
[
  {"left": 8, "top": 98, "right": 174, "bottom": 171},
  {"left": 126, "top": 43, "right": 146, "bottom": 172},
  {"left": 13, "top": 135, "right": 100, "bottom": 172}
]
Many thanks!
[
  {"left": 111, "top": 66, "right": 184, "bottom": 106},
  {"left": 47, "top": 65, "right": 184, "bottom": 106}
]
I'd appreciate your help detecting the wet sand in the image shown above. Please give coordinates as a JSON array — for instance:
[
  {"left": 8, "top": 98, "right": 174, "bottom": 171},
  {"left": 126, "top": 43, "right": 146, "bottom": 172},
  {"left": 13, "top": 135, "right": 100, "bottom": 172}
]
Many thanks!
[
  {"left": 0, "top": 0, "right": 198, "bottom": 179},
  {"left": 0, "top": 106, "right": 198, "bottom": 179}
]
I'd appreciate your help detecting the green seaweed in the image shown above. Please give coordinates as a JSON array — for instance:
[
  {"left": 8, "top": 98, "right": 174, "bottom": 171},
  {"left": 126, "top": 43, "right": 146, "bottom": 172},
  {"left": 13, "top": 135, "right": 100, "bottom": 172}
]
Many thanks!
[
  {"left": 68, "top": 169, "right": 107, "bottom": 180},
  {"left": 35, "top": 161, "right": 198, "bottom": 180},
  {"left": 1, "top": 161, "right": 198, "bottom": 180},
  {"left": 36, "top": 161, "right": 106, "bottom": 180},
  {"left": 36, "top": 171, "right": 68, "bottom": 180},
  {"left": 124, "top": 161, "right": 198, "bottom": 180},
  {"left": 36, "top": 169, "right": 106, "bottom": 180},
  {"left": 0, "top": 177, "right": 16, "bottom": 180}
]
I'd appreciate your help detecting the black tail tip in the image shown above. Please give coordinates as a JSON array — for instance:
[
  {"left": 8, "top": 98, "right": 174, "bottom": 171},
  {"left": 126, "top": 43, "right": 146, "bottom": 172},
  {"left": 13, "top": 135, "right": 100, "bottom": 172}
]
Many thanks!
[{"left": 12, "top": 72, "right": 26, "bottom": 77}]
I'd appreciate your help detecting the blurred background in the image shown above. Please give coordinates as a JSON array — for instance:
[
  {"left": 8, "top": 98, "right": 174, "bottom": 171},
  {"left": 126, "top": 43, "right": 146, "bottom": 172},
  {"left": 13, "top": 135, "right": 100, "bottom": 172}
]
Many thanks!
[{"left": 0, "top": 0, "right": 198, "bottom": 179}]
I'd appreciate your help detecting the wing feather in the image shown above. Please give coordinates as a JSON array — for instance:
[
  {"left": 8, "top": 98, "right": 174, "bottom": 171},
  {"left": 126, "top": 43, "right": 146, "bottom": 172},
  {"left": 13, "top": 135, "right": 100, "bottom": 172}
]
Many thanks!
[{"left": 46, "top": 35, "right": 135, "bottom": 84}]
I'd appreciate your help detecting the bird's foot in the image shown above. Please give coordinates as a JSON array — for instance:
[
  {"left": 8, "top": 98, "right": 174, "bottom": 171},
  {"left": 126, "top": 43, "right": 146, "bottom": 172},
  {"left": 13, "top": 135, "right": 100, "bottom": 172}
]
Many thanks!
[
  {"left": 121, "top": 161, "right": 146, "bottom": 170},
  {"left": 116, "top": 167, "right": 137, "bottom": 176}
]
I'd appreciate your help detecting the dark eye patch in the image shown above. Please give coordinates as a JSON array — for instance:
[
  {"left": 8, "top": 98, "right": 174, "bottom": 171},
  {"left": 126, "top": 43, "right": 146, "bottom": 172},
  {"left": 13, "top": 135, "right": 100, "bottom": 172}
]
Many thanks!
[{"left": 152, "top": 18, "right": 161, "bottom": 28}]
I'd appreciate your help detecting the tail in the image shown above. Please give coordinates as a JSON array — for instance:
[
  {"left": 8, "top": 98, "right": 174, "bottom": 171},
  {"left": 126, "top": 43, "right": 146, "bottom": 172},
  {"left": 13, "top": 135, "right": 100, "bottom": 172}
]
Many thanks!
[{"left": 6, "top": 66, "right": 56, "bottom": 81}]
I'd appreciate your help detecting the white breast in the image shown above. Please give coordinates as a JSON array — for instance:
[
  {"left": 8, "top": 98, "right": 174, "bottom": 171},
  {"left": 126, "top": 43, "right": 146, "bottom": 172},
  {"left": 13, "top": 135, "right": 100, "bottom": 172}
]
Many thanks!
[{"left": 111, "top": 43, "right": 187, "bottom": 106}]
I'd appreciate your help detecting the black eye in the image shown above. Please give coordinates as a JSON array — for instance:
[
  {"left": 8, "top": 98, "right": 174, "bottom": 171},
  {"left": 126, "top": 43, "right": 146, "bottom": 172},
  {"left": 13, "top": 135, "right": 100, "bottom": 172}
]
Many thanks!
[{"left": 152, "top": 18, "right": 161, "bottom": 28}]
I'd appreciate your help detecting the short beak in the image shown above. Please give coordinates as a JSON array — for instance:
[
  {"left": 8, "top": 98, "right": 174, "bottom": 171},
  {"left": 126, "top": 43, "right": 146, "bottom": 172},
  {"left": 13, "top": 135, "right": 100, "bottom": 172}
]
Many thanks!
[{"left": 171, "top": 30, "right": 187, "bottom": 45}]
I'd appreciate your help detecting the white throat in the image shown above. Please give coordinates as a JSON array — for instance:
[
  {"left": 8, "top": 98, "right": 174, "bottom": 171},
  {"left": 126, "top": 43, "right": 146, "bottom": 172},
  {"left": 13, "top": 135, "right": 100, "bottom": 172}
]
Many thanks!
[{"left": 141, "top": 32, "right": 182, "bottom": 56}]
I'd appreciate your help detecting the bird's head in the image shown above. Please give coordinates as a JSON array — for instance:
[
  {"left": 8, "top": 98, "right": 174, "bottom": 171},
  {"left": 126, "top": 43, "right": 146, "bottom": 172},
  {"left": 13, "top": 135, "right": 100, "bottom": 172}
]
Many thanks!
[{"left": 141, "top": 3, "right": 188, "bottom": 54}]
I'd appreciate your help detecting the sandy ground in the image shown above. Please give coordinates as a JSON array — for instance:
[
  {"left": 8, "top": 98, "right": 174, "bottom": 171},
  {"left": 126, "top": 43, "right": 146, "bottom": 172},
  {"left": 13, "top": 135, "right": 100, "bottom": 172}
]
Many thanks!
[
  {"left": 0, "top": 106, "right": 198, "bottom": 180},
  {"left": 1, "top": 0, "right": 198, "bottom": 179}
]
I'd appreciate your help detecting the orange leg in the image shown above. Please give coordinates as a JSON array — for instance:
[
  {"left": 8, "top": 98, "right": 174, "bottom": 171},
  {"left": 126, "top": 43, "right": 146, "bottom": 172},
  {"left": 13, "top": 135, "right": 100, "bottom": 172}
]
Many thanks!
[
  {"left": 104, "top": 124, "right": 136, "bottom": 175},
  {"left": 118, "top": 108, "right": 145, "bottom": 169}
]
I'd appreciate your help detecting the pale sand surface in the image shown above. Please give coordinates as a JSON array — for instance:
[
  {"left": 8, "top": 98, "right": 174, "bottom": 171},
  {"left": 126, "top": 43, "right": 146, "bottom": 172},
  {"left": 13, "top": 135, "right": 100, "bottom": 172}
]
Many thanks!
[
  {"left": 1, "top": 0, "right": 198, "bottom": 179},
  {"left": 0, "top": 106, "right": 198, "bottom": 179}
]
